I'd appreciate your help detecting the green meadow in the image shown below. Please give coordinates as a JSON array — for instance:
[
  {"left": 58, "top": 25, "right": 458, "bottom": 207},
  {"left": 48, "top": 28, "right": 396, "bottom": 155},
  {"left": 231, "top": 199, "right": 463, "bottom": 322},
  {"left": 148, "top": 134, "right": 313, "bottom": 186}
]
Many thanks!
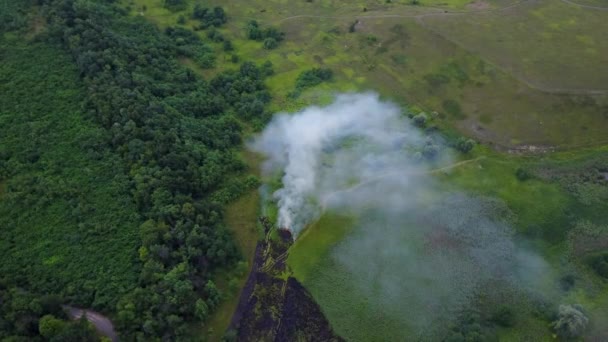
[{"left": 287, "top": 148, "right": 608, "bottom": 340}]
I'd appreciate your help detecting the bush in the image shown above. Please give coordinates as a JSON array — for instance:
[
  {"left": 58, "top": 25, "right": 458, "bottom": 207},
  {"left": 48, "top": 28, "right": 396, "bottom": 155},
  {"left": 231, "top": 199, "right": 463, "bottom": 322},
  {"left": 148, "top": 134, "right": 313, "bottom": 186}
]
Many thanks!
[
  {"left": 423, "top": 143, "right": 439, "bottom": 160},
  {"left": 247, "top": 20, "right": 285, "bottom": 46},
  {"left": 455, "top": 137, "right": 475, "bottom": 154},
  {"left": 490, "top": 306, "right": 515, "bottom": 327},
  {"left": 165, "top": 0, "right": 187, "bottom": 11},
  {"left": 515, "top": 167, "right": 532, "bottom": 181},
  {"left": 193, "top": 5, "right": 227, "bottom": 29},
  {"left": 294, "top": 68, "right": 333, "bottom": 90},
  {"left": 587, "top": 251, "right": 608, "bottom": 279},
  {"left": 223, "top": 40, "right": 234, "bottom": 52},
  {"left": 552, "top": 304, "right": 588, "bottom": 339},
  {"left": 559, "top": 274, "right": 576, "bottom": 291},
  {"left": 263, "top": 37, "right": 278, "bottom": 50},
  {"left": 412, "top": 113, "right": 427, "bottom": 128}
]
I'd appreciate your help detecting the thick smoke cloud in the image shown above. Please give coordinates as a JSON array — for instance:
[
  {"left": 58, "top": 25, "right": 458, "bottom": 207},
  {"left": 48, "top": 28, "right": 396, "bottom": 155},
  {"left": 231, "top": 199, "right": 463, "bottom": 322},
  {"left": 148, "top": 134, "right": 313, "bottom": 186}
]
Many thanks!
[
  {"left": 251, "top": 92, "right": 436, "bottom": 234},
  {"left": 251, "top": 93, "right": 554, "bottom": 338}
]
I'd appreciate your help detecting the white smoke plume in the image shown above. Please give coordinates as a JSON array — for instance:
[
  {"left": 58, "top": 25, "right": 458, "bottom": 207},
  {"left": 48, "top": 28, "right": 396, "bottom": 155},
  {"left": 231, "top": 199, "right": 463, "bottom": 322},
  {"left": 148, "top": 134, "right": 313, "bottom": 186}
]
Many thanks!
[
  {"left": 250, "top": 92, "right": 436, "bottom": 234},
  {"left": 251, "top": 93, "right": 557, "bottom": 338}
]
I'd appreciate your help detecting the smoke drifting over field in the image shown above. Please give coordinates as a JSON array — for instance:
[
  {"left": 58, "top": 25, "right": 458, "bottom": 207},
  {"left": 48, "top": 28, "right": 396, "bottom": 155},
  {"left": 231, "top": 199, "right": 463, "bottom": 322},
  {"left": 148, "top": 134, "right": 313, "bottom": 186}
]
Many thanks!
[
  {"left": 252, "top": 93, "right": 554, "bottom": 336},
  {"left": 251, "top": 93, "right": 438, "bottom": 234}
]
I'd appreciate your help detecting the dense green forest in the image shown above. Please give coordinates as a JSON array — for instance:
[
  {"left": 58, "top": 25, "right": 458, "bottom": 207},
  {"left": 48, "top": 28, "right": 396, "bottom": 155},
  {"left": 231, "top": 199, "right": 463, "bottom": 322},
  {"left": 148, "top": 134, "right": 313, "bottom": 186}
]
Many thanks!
[{"left": 0, "top": 0, "right": 270, "bottom": 340}]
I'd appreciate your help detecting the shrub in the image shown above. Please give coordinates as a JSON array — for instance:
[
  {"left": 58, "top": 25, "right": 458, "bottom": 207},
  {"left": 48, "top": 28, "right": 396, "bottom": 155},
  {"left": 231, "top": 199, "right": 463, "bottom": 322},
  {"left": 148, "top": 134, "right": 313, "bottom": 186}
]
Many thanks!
[
  {"left": 165, "top": 0, "right": 187, "bottom": 11},
  {"left": 515, "top": 167, "right": 532, "bottom": 181},
  {"left": 442, "top": 99, "right": 464, "bottom": 119},
  {"left": 552, "top": 304, "right": 588, "bottom": 339},
  {"left": 587, "top": 251, "right": 608, "bottom": 279},
  {"left": 223, "top": 40, "right": 234, "bottom": 52},
  {"left": 207, "top": 28, "right": 224, "bottom": 42},
  {"left": 263, "top": 37, "right": 278, "bottom": 49},
  {"left": 412, "top": 113, "right": 427, "bottom": 128},
  {"left": 490, "top": 306, "right": 515, "bottom": 327},
  {"left": 246, "top": 20, "right": 284, "bottom": 44},
  {"left": 294, "top": 68, "right": 333, "bottom": 90},
  {"left": 455, "top": 137, "right": 475, "bottom": 154},
  {"left": 192, "top": 5, "right": 227, "bottom": 29}
]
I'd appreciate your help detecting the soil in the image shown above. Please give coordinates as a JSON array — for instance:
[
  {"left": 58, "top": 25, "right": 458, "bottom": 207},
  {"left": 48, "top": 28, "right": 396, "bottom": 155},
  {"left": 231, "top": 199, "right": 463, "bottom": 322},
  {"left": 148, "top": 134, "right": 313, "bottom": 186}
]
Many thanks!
[
  {"left": 229, "top": 218, "right": 343, "bottom": 341},
  {"left": 466, "top": 1, "right": 491, "bottom": 10}
]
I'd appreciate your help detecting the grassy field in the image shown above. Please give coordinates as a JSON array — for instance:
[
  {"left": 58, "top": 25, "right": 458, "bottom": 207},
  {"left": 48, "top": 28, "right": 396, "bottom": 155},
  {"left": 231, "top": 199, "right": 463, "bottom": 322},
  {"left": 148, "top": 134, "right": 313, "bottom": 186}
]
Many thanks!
[
  {"left": 422, "top": 0, "right": 608, "bottom": 91},
  {"left": 126, "top": 0, "right": 608, "bottom": 148},
  {"left": 287, "top": 148, "right": 608, "bottom": 340}
]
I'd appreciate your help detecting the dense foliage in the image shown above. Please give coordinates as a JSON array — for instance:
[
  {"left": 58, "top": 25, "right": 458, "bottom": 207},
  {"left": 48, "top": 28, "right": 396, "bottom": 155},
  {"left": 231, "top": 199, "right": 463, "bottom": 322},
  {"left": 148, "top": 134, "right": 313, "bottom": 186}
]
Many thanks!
[
  {"left": 245, "top": 20, "right": 285, "bottom": 50},
  {"left": 1, "top": 0, "right": 272, "bottom": 340},
  {"left": 289, "top": 68, "right": 333, "bottom": 98},
  {"left": 0, "top": 32, "right": 139, "bottom": 342},
  {"left": 192, "top": 5, "right": 227, "bottom": 29}
]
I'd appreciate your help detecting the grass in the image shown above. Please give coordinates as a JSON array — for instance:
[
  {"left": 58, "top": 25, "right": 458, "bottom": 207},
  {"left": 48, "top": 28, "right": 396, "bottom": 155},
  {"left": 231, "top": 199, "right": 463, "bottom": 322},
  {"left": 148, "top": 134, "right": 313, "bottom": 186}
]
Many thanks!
[
  {"left": 438, "top": 149, "right": 572, "bottom": 241},
  {"left": 128, "top": 0, "right": 608, "bottom": 148},
  {"left": 124, "top": 0, "right": 608, "bottom": 339},
  {"left": 205, "top": 150, "right": 263, "bottom": 341},
  {"left": 422, "top": 0, "right": 608, "bottom": 90},
  {"left": 287, "top": 213, "right": 354, "bottom": 282},
  {"left": 285, "top": 146, "right": 608, "bottom": 341}
]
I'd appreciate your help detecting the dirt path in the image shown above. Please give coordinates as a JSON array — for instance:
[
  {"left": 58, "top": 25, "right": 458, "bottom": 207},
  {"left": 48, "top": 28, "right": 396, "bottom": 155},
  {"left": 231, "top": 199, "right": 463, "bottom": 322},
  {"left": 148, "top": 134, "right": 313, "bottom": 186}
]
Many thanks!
[
  {"left": 560, "top": 0, "right": 608, "bottom": 10},
  {"left": 275, "top": 1, "right": 525, "bottom": 23},
  {"left": 269, "top": 0, "right": 607, "bottom": 95},
  {"left": 321, "top": 157, "right": 486, "bottom": 208},
  {"left": 64, "top": 306, "right": 118, "bottom": 341}
]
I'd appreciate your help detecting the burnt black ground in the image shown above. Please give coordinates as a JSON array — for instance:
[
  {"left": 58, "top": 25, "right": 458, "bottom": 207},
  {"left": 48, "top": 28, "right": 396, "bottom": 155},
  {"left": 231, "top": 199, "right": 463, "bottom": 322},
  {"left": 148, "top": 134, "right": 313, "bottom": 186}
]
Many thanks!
[{"left": 229, "top": 219, "right": 343, "bottom": 342}]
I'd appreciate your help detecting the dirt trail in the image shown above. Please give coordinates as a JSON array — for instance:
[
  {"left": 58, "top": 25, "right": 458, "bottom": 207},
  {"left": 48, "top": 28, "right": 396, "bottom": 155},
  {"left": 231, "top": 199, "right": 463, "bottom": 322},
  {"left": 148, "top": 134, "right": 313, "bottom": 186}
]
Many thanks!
[
  {"left": 268, "top": 0, "right": 607, "bottom": 95},
  {"left": 275, "top": 0, "right": 525, "bottom": 23},
  {"left": 64, "top": 306, "right": 118, "bottom": 341},
  {"left": 560, "top": 0, "right": 608, "bottom": 10}
]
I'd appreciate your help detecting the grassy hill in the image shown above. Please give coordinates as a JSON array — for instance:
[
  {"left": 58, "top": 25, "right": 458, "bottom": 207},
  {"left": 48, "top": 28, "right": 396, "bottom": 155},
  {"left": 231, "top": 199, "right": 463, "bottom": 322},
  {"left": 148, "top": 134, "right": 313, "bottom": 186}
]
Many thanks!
[{"left": 127, "top": 0, "right": 608, "bottom": 148}]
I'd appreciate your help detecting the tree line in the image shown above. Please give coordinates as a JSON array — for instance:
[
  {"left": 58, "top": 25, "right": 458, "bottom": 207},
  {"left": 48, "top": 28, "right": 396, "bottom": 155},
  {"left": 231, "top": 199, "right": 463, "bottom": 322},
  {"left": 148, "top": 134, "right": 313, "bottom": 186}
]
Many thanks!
[{"left": 1, "top": 0, "right": 273, "bottom": 340}]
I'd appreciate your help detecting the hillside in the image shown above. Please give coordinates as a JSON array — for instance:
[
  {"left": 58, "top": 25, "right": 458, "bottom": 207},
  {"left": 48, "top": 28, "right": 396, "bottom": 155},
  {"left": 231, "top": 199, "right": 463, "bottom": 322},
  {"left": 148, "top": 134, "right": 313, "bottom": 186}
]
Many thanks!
[{"left": 1, "top": 0, "right": 607, "bottom": 341}]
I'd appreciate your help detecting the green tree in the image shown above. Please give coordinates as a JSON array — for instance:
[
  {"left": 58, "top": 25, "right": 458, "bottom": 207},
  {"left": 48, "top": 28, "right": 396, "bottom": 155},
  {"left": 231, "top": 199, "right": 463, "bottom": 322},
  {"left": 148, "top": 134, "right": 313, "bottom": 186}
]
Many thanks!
[
  {"left": 263, "top": 38, "right": 278, "bottom": 49},
  {"left": 194, "top": 299, "right": 209, "bottom": 321},
  {"left": 38, "top": 315, "right": 66, "bottom": 339}
]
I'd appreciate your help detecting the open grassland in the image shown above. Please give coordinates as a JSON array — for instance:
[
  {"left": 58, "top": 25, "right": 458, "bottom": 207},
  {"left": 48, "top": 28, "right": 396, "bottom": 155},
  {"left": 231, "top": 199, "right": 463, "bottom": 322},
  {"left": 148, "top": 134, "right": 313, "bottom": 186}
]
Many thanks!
[
  {"left": 287, "top": 148, "right": 608, "bottom": 341},
  {"left": 421, "top": 0, "right": 608, "bottom": 91},
  {"left": 127, "top": 0, "right": 608, "bottom": 148},
  {"left": 0, "top": 38, "right": 141, "bottom": 309}
]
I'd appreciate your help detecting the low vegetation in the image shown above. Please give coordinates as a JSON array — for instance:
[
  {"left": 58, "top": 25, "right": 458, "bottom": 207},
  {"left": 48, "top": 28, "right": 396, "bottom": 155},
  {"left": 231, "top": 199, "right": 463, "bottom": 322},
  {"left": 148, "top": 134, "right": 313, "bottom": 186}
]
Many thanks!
[{"left": 2, "top": 0, "right": 608, "bottom": 340}]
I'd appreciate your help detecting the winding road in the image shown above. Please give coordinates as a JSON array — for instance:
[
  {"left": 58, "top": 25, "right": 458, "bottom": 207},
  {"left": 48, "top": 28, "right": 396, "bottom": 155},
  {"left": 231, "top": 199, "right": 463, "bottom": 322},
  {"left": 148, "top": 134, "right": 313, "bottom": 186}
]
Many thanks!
[{"left": 64, "top": 306, "right": 118, "bottom": 342}]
